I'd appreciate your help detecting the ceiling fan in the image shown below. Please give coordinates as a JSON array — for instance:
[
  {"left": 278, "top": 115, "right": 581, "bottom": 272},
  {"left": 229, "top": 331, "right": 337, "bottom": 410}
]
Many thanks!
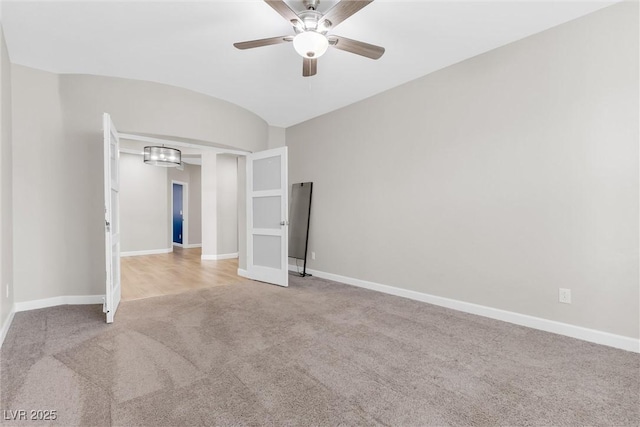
[{"left": 234, "top": 0, "right": 385, "bottom": 77}]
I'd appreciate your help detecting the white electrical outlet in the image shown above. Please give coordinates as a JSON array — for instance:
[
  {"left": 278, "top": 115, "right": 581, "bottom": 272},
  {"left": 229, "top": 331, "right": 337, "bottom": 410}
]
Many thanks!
[
  {"left": 311, "top": 252, "right": 316, "bottom": 260},
  {"left": 559, "top": 288, "right": 571, "bottom": 304}
]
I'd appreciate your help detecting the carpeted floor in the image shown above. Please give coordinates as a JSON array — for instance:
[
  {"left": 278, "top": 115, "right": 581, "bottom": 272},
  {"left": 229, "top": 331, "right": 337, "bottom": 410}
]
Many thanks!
[{"left": 1, "top": 274, "right": 638, "bottom": 426}]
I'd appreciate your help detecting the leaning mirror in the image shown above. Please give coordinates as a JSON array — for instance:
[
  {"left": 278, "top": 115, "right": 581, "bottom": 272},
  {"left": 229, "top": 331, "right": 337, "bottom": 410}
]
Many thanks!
[{"left": 288, "top": 182, "right": 313, "bottom": 276}]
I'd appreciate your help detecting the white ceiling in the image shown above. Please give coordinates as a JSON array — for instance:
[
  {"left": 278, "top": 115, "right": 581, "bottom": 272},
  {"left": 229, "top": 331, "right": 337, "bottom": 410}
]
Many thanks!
[{"left": 1, "top": 0, "right": 615, "bottom": 127}]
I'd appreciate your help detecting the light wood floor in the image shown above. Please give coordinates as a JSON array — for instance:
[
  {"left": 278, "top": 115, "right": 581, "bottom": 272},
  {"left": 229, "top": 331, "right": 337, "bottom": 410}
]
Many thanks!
[{"left": 121, "top": 247, "right": 244, "bottom": 301}]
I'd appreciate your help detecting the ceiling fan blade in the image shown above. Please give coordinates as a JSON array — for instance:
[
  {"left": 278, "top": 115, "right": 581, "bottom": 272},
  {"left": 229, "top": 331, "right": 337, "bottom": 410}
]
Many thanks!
[
  {"left": 265, "top": 0, "right": 302, "bottom": 26},
  {"left": 302, "top": 58, "right": 317, "bottom": 77},
  {"left": 330, "top": 35, "right": 385, "bottom": 59},
  {"left": 234, "top": 36, "right": 293, "bottom": 50},
  {"left": 323, "top": 0, "right": 373, "bottom": 29}
]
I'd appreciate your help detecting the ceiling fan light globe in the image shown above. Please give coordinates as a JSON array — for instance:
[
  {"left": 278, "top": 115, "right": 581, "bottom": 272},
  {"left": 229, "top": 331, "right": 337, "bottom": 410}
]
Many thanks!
[{"left": 293, "top": 31, "right": 329, "bottom": 59}]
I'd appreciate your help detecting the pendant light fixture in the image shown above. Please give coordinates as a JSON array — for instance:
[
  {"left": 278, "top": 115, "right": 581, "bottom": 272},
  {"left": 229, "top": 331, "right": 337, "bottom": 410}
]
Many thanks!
[{"left": 143, "top": 146, "right": 181, "bottom": 167}]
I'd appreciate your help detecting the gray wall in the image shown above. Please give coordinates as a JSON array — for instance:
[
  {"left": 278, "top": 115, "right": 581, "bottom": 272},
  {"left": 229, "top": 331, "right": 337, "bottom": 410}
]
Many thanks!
[
  {"left": 119, "top": 152, "right": 169, "bottom": 253},
  {"left": 286, "top": 2, "right": 639, "bottom": 339},
  {"left": 119, "top": 155, "right": 206, "bottom": 253},
  {"left": 216, "top": 154, "right": 238, "bottom": 255},
  {"left": 167, "top": 163, "right": 202, "bottom": 246},
  {"left": 268, "top": 126, "right": 286, "bottom": 149},
  {"left": 12, "top": 66, "right": 66, "bottom": 302},
  {"left": 0, "top": 26, "right": 13, "bottom": 334},
  {"left": 11, "top": 68, "right": 268, "bottom": 302}
]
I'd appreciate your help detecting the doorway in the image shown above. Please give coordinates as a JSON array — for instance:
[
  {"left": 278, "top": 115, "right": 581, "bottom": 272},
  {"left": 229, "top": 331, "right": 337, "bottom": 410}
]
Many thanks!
[
  {"left": 172, "top": 181, "right": 187, "bottom": 246},
  {"left": 111, "top": 131, "right": 288, "bottom": 316}
]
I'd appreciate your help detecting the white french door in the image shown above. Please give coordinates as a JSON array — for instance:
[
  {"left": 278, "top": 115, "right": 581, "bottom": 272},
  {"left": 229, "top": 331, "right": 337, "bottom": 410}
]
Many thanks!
[
  {"left": 103, "top": 113, "right": 121, "bottom": 322},
  {"left": 247, "top": 147, "right": 289, "bottom": 287}
]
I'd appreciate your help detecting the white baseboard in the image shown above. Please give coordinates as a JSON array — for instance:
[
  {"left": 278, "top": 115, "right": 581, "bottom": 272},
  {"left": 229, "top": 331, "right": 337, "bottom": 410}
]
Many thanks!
[
  {"left": 183, "top": 243, "right": 202, "bottom": 249},
  {"left": 202, "top": 253, "right": 238, "bottom": 261},
  {"left": 288, "top": 265, "right": 639, "bottom": 353},
  {"left": 121, "top": 248, "right": 173, "bottom": 257},
  {"left": 237, "top": 268, "right": 249, "bottom": 278},
  {"left": 0, "top": 306, "right": 16, "bottom": 349},
  {"left": 14, "top": 295, "right": 104, "bottom": 312}
]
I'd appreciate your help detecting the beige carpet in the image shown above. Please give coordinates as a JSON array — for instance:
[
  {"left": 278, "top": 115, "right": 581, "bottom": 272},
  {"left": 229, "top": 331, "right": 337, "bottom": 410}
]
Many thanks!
[{"left": 1, "top": 274, "right": 638, "bottom": 426}]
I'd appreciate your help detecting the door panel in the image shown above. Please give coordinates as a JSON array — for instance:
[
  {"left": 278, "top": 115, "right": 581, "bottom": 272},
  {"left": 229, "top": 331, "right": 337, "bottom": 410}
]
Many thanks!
[
  {"left": 252, "top": 155, "right": 282, "bottom": 191},
  {"left": 172, "top": 183, "right": 183, "bottom": 244},
  {"left": 103, "top": 113, "right": 121, "bottom": 323},
  {"left": 253, "top": 235, "right": 282, "bottom": 269},
  {"left": 252, "top": 196, "right": 281, "bottom": 229},
  {"left": 247, "top": 147, "right": 288, "bottom": 287}
]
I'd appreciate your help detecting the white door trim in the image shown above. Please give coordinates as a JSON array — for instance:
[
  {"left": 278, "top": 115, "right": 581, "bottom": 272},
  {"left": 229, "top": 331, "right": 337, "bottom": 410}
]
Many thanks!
[{"left": 119, "top": 133, "right": 250, "bottom": 156}]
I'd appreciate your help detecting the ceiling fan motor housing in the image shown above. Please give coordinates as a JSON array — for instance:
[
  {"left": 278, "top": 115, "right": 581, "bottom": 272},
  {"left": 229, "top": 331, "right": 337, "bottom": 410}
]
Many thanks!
[
  {"left": 294, "top": 10, "right": 330, "bottom": 34},
  {"left": 303, "top": 0, "right": 320, "bottom": 11}
]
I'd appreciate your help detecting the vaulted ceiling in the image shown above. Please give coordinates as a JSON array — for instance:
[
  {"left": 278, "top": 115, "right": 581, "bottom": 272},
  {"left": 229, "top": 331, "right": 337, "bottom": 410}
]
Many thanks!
[{"left": 1, "top": 0, "right": 615, "bottom": 127}]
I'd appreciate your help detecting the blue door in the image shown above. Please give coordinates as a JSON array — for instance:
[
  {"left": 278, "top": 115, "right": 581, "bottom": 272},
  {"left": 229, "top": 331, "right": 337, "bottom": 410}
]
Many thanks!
[{"left": 173, "top": 183, "right": 183, "bottom": 244}]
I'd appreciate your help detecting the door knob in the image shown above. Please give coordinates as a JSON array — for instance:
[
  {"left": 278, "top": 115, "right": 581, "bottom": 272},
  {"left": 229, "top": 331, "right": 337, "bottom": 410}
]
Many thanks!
[{"left": 280, "top": 221, "right": 285, "bottom": 226}]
